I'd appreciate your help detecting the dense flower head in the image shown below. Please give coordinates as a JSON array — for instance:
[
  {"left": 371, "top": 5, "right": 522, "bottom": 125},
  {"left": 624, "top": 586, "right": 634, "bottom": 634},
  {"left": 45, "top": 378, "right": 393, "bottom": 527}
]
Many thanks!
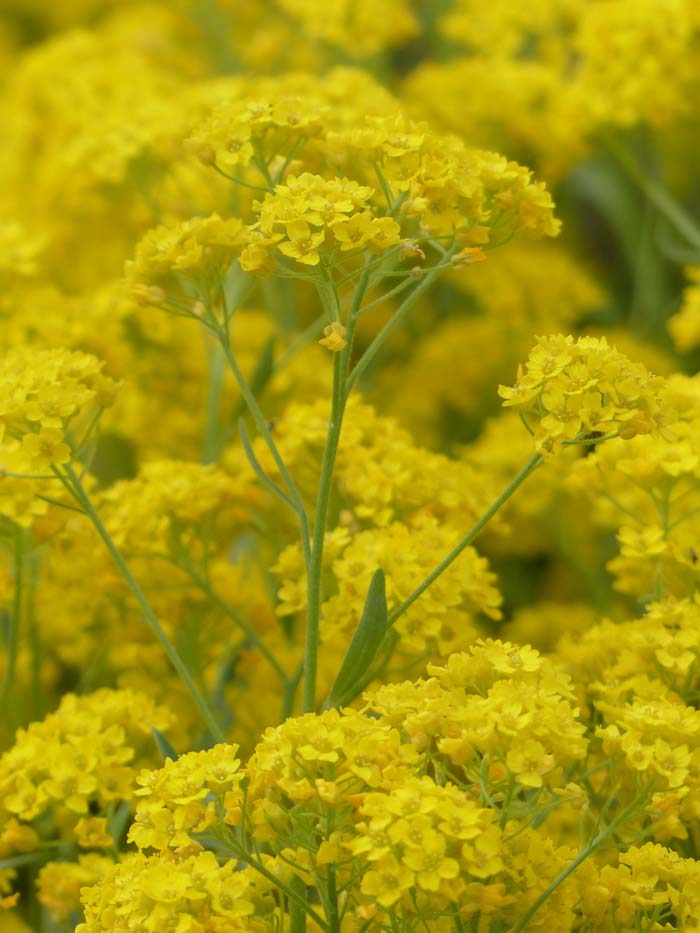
[
  {"left": 579, "top": 842, "right": 700, "bottom": 928},
  {"left": 186, "top": 92, "right": 330, "bottom": 173},
  {"left": 77, "top": 850, "right": 278, "bottom": 932},
  {"left": 241, "top": 172, "right": 402, "bottom": 273},
  {"left": 0, "top": 690, "right": 173, "bottom": 826},
  {"left": 499, "top": 334, "right": 671, "bottom": 456},
  {"left": 327, "top": 113, "right": 561, "bottom": 239},
  {"left": 247, "top": 707, "right": 418, "bottom": 818},
  {"left": 186, "top": 89, "right": 561, "bottom": 266},
  {"left": 366, "top": 639, "right": 588, "bottom": 788},
  {"left": 37, "top": 855, "right": 113, "bottom": 923},
  {"left": 1, "top": 2, "right": 700, "bottom": 931},
  {"left": 0, "top": 347, "right": 117, "bottom": 473},
  {"left": 349, "top": 776, "right": 502, "bottom": 909},
  {"left": 97, "top": 459, "right": 258, "bottom": 554},
  {"left": 129, "top": 744, "right": 243, "bottom": 852},
  {"left": 274, "top": 0, "right": 418, "bottom": 56},
  {"left": 125, "top": 214, "right": 248, "bottom": 297}
]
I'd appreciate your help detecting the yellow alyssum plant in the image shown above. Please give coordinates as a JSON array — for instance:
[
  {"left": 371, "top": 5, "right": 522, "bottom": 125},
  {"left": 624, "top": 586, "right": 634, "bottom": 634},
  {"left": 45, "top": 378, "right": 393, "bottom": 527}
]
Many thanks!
[{"left": 2, "top": 2, "right": 700, "bottom": 932}]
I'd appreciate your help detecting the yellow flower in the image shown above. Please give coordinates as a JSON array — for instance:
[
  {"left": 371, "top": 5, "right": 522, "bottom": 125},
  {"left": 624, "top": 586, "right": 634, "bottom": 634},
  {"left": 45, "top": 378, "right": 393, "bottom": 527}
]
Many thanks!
[
  {"left": 20, "top": 429, "right": 71, "bottom": 472},
  {"left": 278, "top": 219, "right": 326, "bottom": 265},
  {"left": 75, "top": 818, "right": 113, "bottom": 850},
  {"left": 319, "top": 322, "right": 347, "bottom": 352},
  {"left": 360, "top": 854, "right": 414, "bottom": 907}
]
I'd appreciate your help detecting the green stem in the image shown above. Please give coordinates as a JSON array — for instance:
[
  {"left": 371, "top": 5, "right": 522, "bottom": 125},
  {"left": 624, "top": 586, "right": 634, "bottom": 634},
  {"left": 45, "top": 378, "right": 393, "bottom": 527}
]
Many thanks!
[
  {"left": 324, "top": 809, "right": 341, "bottom": 933},
  {"left": 28, "top": 561, "right": 42, "bottom": 720},
  {"left": 211, "top": 163, "right": 268, "bottom": 193},
  {"left": 388, "top": 453, "right": 544, "bottom": 627},
  {"left": 203, "top": 343, "right": 226, "bottom": 464},
  {"left": 512, "top": 782, "right": 654, "bottom": 933},
  {"left": 227, "top": 837, "right": 325, "bottom": 930},
  {"left": 289, "top": 875, "right": 309, "bottom": 933},
  {"left": 281, "top": 662, "right": 304, "bottom": 721},
  {"left": 354, "top": 274, "right": 415, "bottom": 318},
  {"left": 346, "top": 248, "right": 457, "bottom": 393},
  {"left": 326, "top": 866, "right": 340, "bottom": 933},
  {"left": 0, "top": 525, "right": 25, "bottom": 713},
  {"left": 604, "top": 134, "right": 700, "bottom": 253},
  {"left": 220, "top": 825, "right": 325, "bottom": 930},
  {"left": 218, "top": 334, "right": 311, "bottom": 558},
  {"left": 59, "top": 464, "right": 225, "bottom": 742},
  {"left": 301, "top": 266, "right": 369, "bottom": 712},
  {"left": 499, "top": 774, "right": 516, "bottom": 829},
  {"left": 303, "top": 351, "right": 345, "bottom": 713}
]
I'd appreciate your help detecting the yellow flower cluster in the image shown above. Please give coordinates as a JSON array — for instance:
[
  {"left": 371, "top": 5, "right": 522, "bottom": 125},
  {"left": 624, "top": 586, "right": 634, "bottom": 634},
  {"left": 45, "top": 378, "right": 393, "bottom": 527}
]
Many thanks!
[
  {"left": 0, "top": 348, "right": 117, "bottom": 474},
  {"left": 186, "top": 92, "right": 329, "bottom": 174},
  {"left": 349, "top": 776, "right": 502, "bottom": 907},
  {"left": 1, "top": 1, "right": 700, "bottom": 930},
  {"left": 129, "top": 744, "right": 243, "bottom": 852},
  {"left": 37, "top": 856, "right": 113, "bottom": 924},
  {"left": 369, "top": 639, "right": 587, "bottom": 788},
  {"left": 0, "top": 690, "right": 171, "bottom": 837},
  {"left": 567, "top": 374, "right": 700, "bottom": 598},
  {"left": 126, "top": 214, "right": 247, "bottom": 303},
  {"left": 241, "top": 173, "right": 402, "bottom": 272},
  {"left": 78, "top": 851, "right": 277, "bottom": 932},
  {"left": 500, "top": 334, "right": 670, "bottom": 455},
  {"left": 98, "top": 459, "right": 258, "bottom": 554},
  {"left": 406, "top": 0, "right": 700, "bottom": 175},
  {"left": 275, "top": 0, "right": 418, "bottom": 56}
]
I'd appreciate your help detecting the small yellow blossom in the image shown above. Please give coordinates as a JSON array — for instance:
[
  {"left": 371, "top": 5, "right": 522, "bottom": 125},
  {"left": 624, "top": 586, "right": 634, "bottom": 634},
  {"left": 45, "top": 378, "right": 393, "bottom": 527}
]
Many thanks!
[{"left": 319, "top": 321, "right": 347, "bottom": 352}]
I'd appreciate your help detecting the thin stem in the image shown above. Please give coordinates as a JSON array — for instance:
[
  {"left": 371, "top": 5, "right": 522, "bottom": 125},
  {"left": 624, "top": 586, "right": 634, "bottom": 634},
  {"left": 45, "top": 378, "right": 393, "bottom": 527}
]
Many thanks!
[
  {"left": 203, "top": 342, "right": 226, "bottom": 464},
  {"left": 302, "top": 265, "right": 371, "bottom": 712},
  {"left": 238, "top": 418, "right": 298, "bottom": 514},
  {"left": 604, "top": 134, "right": 700, "bottom": 253},
  {"left": 211, "top": 163, "right": 269, "bottom": 193},
  {"left": 303, "top": 352, "right": 345, "bottom": 713},
  {"left": 346, "top": 248, "right": 457, "bottom": 393},
  {"left": 372, "top": 161, "right": 394, "bottom": 209},
  {"left": 281, "top": 662, "right": 304, "bottom": 721},
  {"left": 512, "top": 782, "right": 654, "bottom": 933},
  {"left": 275, "top": 137, "right": 306, "bottom": 185},
  {"left": 218, "top": 333, "right": 311, "bottom": 559},
  {"left": 354, "top": 275, "right": 415, "bottom": 318},
  {"left": 0, "top": 525, "right": 25, "bottom": 712},
  {"left": 58, "top": 464, "right": 225, "bottom": 742},
  {"left": 388, "top": 453, "right": 544, "bottom": 627},
  {"left": 220, "top": 827, "right": 326, "bottom": 930},
  {"left": 320, "top": 809, "right": 341, "bottom": 931},
  {"left": 252, "top": 141, "right": 275, "bottom": 188},
  {"left": 289, "top": 875, "right": 309, "bottom": 933}
]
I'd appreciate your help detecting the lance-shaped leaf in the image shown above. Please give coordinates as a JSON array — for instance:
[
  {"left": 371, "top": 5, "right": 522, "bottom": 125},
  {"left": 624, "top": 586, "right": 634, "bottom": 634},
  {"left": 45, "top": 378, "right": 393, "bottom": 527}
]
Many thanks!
[
  {"left": 151, "top": 727, "right": 179, "bottom": 762},
  {"left": 325, "top": 569, "right": 387, "bottom": 709}
]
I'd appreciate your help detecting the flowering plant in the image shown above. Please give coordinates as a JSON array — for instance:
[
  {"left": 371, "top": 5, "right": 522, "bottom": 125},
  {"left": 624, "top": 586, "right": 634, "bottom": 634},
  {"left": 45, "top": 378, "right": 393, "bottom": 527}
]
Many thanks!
[{"left": 1, "top": 2, "right": 700, "bottom": 931}]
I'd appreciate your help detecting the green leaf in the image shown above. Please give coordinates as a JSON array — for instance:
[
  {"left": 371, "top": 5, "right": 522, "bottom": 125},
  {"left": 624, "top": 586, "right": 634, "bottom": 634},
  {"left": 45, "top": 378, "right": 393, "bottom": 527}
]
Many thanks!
[
  {"left": 151, "top": 727, "right": 178, "bottom": 762},
  {"left": 325, "top": 569, "right": 388, "bottom": 709},
  {"left": 248, "top": 336, "right": 276, "bottom": 398},
  {"left": 1, "top": 608, "right": 10, "bottom": 649}
]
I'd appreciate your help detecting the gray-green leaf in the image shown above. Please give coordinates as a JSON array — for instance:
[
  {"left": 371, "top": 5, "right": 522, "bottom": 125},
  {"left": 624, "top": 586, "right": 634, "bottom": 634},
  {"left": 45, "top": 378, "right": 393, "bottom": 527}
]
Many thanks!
[
  {"left": 325, "top": 569, "right": 388, "bottom": 709},
  {"left": 151, "top": 727, "right": 178, "bottom": 762}
]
